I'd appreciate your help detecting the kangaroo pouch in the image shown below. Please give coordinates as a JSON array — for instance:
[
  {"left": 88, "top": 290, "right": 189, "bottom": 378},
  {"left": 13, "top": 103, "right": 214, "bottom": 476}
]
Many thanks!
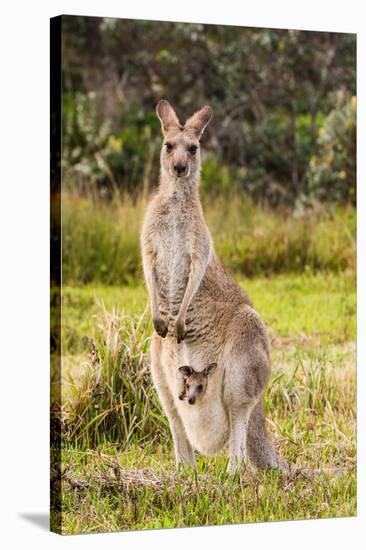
[{"left": 176, "top": 395, "right": 229, "bottom": 455}]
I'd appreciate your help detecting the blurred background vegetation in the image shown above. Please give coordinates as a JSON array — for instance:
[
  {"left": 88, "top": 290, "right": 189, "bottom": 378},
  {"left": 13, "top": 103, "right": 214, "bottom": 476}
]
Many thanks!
[{"left": 60, "top": 16, "right": 356, "bottom": 284}]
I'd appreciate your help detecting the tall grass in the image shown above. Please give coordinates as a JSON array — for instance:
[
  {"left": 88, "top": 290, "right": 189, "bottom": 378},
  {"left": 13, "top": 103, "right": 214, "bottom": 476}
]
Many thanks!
[
  {"left": 62, "top": 192, "right": 355, "bottom": 285},
  {"left": 63, "top": 305, "right": 167, "bottom": 449},
  {"left": 62, "top": 193, "right": 144, "bottom": 285}
]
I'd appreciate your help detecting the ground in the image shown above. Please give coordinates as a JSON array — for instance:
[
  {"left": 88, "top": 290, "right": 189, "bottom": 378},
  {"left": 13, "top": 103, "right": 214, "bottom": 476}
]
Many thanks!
[{"left": 53, "top": 272, "right": 356, "bottom": 534}]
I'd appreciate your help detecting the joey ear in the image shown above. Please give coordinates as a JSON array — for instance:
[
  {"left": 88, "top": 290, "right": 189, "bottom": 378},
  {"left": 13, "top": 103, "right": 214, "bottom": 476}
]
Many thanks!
[
  {"left": 204, "top": 363, "right": 217, "bottom": 377},
  {"left": 179, "top": 366, "right": 193, "bottom": 378},
  {"left": 185, "top": 105, "right": 213, "bottom": 139},
  {"left": 156, "top": 100, "right": 181, "bottom": 134}
]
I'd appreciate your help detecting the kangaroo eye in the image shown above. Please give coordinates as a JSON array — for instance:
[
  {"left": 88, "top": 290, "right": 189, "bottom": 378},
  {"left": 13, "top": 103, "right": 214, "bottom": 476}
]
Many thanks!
[
  {"left": 188, "top": 145, "right": 197, "bottom": 155},
  {"left": 197, "top": 384, "right": 203, "bottom": 391},
  {"left": 186, "top": 384, "right": 190, "bottom": 389},
  {"left": 165, "top": 142, "right": 173, "bottom": 152}
]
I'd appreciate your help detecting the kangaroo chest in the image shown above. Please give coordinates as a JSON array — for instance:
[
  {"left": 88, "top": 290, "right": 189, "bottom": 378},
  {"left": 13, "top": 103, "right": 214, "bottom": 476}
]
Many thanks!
[{"left": 153, "top": 208, "right": 193, "bottom": 311}]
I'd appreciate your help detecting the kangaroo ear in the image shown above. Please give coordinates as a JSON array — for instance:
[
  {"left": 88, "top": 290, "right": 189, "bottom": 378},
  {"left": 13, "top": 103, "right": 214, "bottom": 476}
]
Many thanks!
[
  {"left": 185, "top": 105, "right": 213, "bottom": 139},
  {"left": 179, "top": 365, "right": 193, "bottom": 378},
  {"left": 156, "top": 100, "right": 181, "bottom": 134},
  {"left": 204, "top": 363, "right": 217, "bottom": 376}
]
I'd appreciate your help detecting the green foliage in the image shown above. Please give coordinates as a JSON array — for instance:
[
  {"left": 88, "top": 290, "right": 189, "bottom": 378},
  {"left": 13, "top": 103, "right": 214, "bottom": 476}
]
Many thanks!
[
  {"left": 61, "top": 16, "right": 356, "bottom": 204},
  {"left": 308, "top": 94, "right": 356, "bottom": 204},
  {"left": 62, "top": 193, "right": 356, "bottom": 286},
  {"left": 201, "top": 154, "right": 235, "bottom": 195},
  {"left": 62, "top": 92, "right": 111, "bottom": 183},
  {"left": 62, "top": 94, "right": 161, "bottom": 194}
]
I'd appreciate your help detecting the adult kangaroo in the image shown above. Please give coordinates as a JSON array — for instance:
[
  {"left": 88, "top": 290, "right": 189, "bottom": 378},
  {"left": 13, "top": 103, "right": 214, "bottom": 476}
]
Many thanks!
[{"left": 141, "top": 100, "right": 287, "bottom": 474}]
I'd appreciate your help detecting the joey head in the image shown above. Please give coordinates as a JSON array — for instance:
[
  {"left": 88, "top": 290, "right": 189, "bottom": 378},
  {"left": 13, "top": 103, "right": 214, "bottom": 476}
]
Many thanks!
[{"left": 178, "top": 363, "right": 217, "bottom": 405}]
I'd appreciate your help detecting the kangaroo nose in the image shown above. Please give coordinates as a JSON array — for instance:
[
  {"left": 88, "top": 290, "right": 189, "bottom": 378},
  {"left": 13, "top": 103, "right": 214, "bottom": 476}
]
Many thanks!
[
  {"left": 188, "top": 397, "right": 195, "bottom": 405},
  {"left": 173, "top": 164, "right": 187, "bottom": 176}
]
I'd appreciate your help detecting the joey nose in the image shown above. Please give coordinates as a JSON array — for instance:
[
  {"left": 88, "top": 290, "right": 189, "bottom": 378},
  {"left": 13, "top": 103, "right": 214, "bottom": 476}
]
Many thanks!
[
  {"left": 173, "top": 164, "right": 187, "bottom": 177},
  {"left": 188, "top": 397, "right": 195, "bottom": 405}
]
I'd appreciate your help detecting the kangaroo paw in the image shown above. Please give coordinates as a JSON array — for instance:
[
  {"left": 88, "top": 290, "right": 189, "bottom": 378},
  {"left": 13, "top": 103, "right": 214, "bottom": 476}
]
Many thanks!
[
  {"left": 174, "top": 318, "right": 187, "bottom": 344},
  {"left": 153, "top": 317, "right": 168, "bottom": 338}
]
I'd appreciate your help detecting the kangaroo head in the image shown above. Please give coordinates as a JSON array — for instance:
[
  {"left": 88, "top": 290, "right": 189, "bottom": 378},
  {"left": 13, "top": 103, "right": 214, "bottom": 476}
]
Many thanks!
[
  {"left": 178, "top": 363, "right": 217, "bottom": 405},
  {"left": 156, "top": 100, "right": 213, "bottom": 182}
]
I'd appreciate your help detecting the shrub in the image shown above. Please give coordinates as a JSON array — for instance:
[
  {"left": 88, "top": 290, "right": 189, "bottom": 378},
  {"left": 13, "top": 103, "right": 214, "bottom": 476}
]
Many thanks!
[
  {"left": 62, "top": 93, "right": 161, "bottom": 195},
  {"left": 307, "top": 93, "right": 356, "bottom": 204}
]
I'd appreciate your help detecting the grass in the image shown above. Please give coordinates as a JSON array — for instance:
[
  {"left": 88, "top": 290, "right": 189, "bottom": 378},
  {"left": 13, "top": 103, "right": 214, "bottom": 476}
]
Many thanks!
[
  {"left": 61, "top": 193, "right": 356, "bottom": 284},
  {"left": 51, "top": 271, "right": 356, "bottom": 534},
  {"left": 55, "top": 446, "right": 355, "bottom": 534},
  {"left": 60, "top": 271, "right": 355, "bottom": 357}
]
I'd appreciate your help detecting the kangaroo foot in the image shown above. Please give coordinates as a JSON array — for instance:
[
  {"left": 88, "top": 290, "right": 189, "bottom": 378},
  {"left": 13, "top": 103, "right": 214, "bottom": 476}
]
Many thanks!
[{"left": 227, "top": 456, "right": 248, "bottom": 476}]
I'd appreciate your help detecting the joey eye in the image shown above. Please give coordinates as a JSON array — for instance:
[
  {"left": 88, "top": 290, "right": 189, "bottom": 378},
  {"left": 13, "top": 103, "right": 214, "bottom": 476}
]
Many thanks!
[
  {"left": 165, "top": 142, "right": 173, "bottom": 152},
  {"left": 197, "top": 384, "right": 203, "bottom": 391},
  {"left": 188, "top": 145, "right": 197, "bottom": 155},
  {"left": 186, "top": 384, "right": 190, "bottom": 389}
]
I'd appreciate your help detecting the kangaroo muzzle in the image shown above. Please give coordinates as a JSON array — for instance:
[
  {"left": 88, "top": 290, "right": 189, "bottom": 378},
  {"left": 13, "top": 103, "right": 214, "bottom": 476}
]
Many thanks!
[{"left": 173, "top": 163, "right": 188, "bottom": 177}]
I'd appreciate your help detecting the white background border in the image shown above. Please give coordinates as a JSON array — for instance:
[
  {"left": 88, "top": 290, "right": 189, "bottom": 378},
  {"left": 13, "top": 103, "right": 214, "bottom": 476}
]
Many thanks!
[{"left": 0, "top": 1, "right": 363, "bottom": 548}]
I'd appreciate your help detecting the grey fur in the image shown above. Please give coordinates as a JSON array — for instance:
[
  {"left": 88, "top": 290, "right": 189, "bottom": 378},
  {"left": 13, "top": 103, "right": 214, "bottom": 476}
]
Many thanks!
[{"left": 141, "top": 101, "right": 288, "bottom": 474}]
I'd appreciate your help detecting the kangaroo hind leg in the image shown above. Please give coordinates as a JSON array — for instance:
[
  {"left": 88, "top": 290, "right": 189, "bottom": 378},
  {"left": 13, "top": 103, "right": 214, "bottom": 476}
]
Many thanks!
[
  {"left": 224, "top": 334, "right": 271, "bottom": 475},
  {"left": 247, "top": 399, "right": 289, "bottom": 473},
  {"left": 227, "top": 400, "right": 257, "bottom": 474}
]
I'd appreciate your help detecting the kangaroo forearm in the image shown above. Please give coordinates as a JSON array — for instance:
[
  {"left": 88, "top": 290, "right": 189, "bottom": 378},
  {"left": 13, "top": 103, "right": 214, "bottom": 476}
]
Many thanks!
[
  {"left": 150, "top": 278, "right": 160, "bottom": 319},
  {"left": 145, "top": 261, "right": 169, "bottom": 337},
  {"left": 177, "top": 254, "right": 208, "bottom": 318},
  {"left": 142, "top": 252, "right": 161, "bottom": 319},
  {"left": 151, "top": 265, "right": 164, "bottom": 318}
]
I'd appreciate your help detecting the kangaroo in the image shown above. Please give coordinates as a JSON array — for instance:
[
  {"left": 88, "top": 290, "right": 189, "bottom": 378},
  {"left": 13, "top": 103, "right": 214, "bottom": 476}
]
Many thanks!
[
  {"left": 141, "top": 100, "right": 287, "bottom": 474},
  {"left": 178, "top": 363, "right": 217, "bottom": 404}
]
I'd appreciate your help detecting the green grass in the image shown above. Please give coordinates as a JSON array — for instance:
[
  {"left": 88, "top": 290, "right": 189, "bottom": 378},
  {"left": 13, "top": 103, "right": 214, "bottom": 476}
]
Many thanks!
[
  {"left": 61, "top": 193, "right": 356, "bottom": 284},
  {"left": 55, "top": 445, "right": 355, "bottom": 534},
  {"left": 52, "top": 271, "right": 356, "bottom": 534},
  {"left": 60, "top": 271, "right": 355, "bottom": 356}
]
